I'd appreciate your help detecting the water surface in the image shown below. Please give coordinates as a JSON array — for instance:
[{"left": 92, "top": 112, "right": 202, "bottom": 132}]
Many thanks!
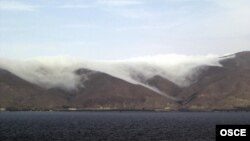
[{"left": 0, "top": 112, "right": 250, "bottom": 141}]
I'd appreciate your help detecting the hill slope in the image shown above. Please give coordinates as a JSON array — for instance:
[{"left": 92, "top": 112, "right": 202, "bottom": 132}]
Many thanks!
[
  {"left": 0, "top": 51, "right": 250, "bottom": 111},
  {"left": 0, "top": 68, "right": 176, "bottom": 110},
  {"left": 175, "top": 51, "right": 250, "bottom": 110}
]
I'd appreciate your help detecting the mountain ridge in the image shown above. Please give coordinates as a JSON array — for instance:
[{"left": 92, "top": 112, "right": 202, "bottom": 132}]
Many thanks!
[{"left": 0, "top": 51, "right": 250, "bottom": 111}]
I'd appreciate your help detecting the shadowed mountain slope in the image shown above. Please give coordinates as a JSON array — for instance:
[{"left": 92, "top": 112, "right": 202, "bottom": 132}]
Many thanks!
[
  {"left": 0, "top": 68, "right": 176, "bottom": 110},
  {"left": 175, "top": 51, "right": 250, "bottom": 110},
  {"left": 0, "top": 51, "right": 250, "bottom": 111}
]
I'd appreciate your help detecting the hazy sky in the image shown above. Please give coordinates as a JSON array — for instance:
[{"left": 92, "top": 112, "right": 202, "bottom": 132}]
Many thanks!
[{"left": 0, "top": 0, "right": 249, "bottom": 59}]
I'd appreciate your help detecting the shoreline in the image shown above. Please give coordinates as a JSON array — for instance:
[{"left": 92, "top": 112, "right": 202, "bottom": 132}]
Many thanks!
[{"left": 1, "top": 108, "right": 250, "bottom": 112}]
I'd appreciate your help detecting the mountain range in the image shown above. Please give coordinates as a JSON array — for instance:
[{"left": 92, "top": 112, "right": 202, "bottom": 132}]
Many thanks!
[{"left": 0, "top": 51, "right": 250, "bottom": 111}]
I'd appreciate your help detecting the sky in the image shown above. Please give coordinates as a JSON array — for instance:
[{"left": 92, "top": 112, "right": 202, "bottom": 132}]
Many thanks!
[{"left": 0, "top": 0, "right": 250, "bottom": 59}]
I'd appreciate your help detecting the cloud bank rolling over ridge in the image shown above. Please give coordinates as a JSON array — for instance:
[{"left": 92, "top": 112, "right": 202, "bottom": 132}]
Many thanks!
[{"left": 0, "top": 54, "right": 232, "bottom": 97}]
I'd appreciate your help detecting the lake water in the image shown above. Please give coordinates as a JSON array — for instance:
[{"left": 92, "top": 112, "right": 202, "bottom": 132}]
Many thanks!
[{"left": 0, "top": 112, "right": 250, "bottom": 141}]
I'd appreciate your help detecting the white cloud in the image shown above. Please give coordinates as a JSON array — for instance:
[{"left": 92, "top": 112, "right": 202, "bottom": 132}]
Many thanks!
[
  {"left": 57, "top": 0, "right": 142, "bottom": 10},
  {"left": 0, "top": 1, "right": 36, "bottom": 11},
  {"left": 0, "top": 56, "right": 84, "bottom": 90},
  {"left": 96, "top": 0, "right": 142, "bottom": 6},
  {"left": 114, "top": 24, "right": 177, "bottom": 32},
  {"left": 57, "top": 4, "right": 96, "bottom": 9},
  {"left": 0, "top": 54, "right": 228, "bottom": 96},
  {"left": 61, "top": 24, "right": 99, "bottom": 29}
]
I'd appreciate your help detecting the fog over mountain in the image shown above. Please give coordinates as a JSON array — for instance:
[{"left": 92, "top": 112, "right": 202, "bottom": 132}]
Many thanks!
[
  {"left": 0, "top": 54, "right": 231, "bottom": 95},
  {"left": 0, "top": 51, "right": 250, "bottom": 111}
]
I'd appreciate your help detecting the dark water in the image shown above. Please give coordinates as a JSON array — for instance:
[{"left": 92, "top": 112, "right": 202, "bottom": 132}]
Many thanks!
[{"left": 0, "top": 112, "right": 250, "bottom": 141}]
